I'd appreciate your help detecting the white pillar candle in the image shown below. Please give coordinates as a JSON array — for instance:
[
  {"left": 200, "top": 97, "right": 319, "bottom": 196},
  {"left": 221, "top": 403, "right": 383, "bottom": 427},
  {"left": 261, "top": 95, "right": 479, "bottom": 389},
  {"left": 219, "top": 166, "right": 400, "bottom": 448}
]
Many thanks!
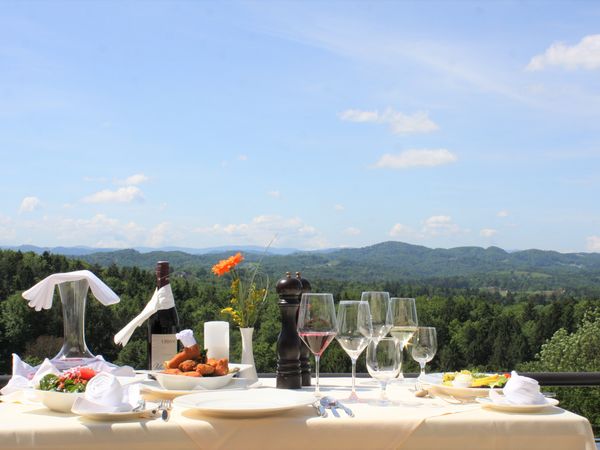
[{"left": 204, "top": 321, "right": 229, "bottom": 360}]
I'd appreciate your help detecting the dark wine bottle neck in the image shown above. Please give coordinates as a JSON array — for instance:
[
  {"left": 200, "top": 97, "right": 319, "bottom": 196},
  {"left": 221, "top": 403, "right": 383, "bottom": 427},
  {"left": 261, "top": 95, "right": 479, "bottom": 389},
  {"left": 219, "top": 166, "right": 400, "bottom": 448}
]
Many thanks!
[{"left": 156, "top": 261, "right": 170, "bottom": 288}]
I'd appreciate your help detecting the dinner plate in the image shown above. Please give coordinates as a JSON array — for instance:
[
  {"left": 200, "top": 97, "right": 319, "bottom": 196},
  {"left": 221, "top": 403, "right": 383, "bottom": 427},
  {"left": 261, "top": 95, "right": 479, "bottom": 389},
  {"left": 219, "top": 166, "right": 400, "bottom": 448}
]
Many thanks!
[
  {"left": 420, "top": 373, "right": 502, "bottom": 399},
  {"left": 173, "top": 388, "right": 314, "bottom": 417},
  {"left": 477, "top": 397, "right": 559, "bottom": 412},
  {"left": 71, "top": 398, "right": 159, "bottom": 421},
  {"left": 140, "top": 377, "right": 251, "bottom": 399}
]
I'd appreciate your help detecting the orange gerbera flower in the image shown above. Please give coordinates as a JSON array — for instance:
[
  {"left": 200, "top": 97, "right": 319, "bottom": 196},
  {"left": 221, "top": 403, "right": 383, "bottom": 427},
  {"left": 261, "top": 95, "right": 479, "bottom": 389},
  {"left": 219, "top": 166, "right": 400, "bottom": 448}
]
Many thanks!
[{"left": 211, "top": 252, "right": 244, "bottom": 276}]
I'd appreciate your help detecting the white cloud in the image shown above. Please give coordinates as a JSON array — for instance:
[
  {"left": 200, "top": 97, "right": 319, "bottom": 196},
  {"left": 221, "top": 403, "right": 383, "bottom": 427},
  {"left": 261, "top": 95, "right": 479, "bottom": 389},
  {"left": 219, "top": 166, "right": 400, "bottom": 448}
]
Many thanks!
[
  {"left": 120, "top": 173, "right": 149, "bottom": 185},
  {"left": 83, "top": 186, "right": 144, "bottom": 204},
  {"left": 373, "top": 149, "right": 457, "bottom": 169},
  {"left": 497, "top": 210, "right": 509, "bottom": 218},
  {"left": 0, "top": 214, "right": 16, "bottom": 240},
  {"left": 527, "top": 34, "right": 600, "bottom": 71},
  {"left": 334, "top": 204, "right": 345, "bottom": 211},
  {"left": 422, "top": 215, "right": 462, "bottom": 237},
  {"left": 52, "top": 214, "right": 145, "bottom": 247},
  {"left": 389, "top": 223, "right": 413, "bottom": 237},
  {"left": 480, "top": 228, "right": 497, "bottom": 238},
  {"left": 344, "top": 227, "right": 361, "bottom": 236},
  {"left": 194, "top": 215, "right": 328, "bottom": 249},
  {"left": 586, "top": 236, "right": 600, "bottom": 252},
  {"left": 19, "top": 196, "right": 41, "bottom": 213},
  {"left": 238, "top": 154, "right": 248, "bottom": 161},
  {"left": 340, "top": 108, "right": 438, "bottom": 135},
  {"left": 267, "top": 190, "right": 281, "bottom": 198},
  {"left": 147, "top": 222, "right": 170, "bottom": 247}
]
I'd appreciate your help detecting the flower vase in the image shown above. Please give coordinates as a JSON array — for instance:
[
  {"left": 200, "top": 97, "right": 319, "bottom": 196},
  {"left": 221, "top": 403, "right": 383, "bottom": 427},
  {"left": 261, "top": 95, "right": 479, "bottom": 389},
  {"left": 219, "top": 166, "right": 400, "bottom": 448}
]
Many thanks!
[{"left": 240, "top": 327, "right": 258, "bottom": 384}]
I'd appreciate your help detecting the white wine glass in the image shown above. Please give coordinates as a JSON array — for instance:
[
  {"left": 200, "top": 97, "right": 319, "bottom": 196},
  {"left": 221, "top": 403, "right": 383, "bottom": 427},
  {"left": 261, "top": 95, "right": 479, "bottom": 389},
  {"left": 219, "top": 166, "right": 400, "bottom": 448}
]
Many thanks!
[
  {"left": 411, "top": 327, "right": 437, "bottom": 380},
  {"left": 389, "top": 297, "right": 418, "bottom": 381},
  {"left": 360, "top": 291, "right": 391, "bottom": 342},
  {"left": 366, "top": 337, "right": 401, "bottom": 406},
  {"left": 335, "top": 300, "right": 372, "bottom": 403},
  {"left": 297, "top": 293, "right": 338, "bottom": 397}
]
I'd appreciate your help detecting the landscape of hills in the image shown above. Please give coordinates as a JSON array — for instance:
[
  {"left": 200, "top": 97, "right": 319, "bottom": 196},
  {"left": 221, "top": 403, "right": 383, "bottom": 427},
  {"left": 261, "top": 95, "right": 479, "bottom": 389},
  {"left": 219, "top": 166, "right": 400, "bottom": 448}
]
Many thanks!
[{"left": 5, "top": 241, "right": 600, "bottom": 289}]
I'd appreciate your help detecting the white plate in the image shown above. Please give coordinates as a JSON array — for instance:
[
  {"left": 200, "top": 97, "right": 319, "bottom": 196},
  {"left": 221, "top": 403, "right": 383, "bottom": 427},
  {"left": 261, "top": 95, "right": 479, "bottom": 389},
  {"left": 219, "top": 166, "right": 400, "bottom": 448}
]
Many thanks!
[
  {"left": 151, "top": 363, "right": 252, "bottom": 391},
  {"left": 71, "top": 398, "right": 159, "bottom": 421},
  {"left": 421, "top": 373, "right": 502, "bottom": 399},
  {"left": 140, "top": 377, "right": 251, "bottom": 399},
  {"left": 477, "top": 396, "right": 559, "bottom": 412},
  {"left": 173, "top": 388, "right": 314, "bottom": 417}
]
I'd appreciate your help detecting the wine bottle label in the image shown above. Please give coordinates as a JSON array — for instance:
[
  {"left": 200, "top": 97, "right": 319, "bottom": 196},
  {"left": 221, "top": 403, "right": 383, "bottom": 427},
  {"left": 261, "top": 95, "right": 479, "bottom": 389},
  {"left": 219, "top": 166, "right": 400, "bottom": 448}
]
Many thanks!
[{"left": 150, "top": 334, "right": 178, "bottom": 370}]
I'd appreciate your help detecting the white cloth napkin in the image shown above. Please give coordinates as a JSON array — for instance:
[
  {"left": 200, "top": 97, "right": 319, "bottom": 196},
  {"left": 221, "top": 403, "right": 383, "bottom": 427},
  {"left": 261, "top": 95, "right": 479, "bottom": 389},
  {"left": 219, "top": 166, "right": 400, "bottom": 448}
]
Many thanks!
[
  {"left": 79, "top": 372, "right": 140, "bottom": 413},
  {"left": 489, "top": 371, "right": 547, "bottom": 405},
  {"left": 114, "top": 285, "right": 175, "bottom": 347},
  {"left": 22, "top": 270, "right": 120, "bottom": 311},
  {"left": 0, "top": 354, "right": 135, "bottom": 396}
]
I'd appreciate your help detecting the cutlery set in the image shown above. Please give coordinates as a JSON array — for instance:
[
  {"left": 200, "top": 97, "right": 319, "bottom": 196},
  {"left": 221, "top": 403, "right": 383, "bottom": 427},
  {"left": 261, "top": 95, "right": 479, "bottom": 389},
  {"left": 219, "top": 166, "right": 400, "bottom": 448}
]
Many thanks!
[{"left": 314, "top": 396, "right": 354, "bottom": 418}]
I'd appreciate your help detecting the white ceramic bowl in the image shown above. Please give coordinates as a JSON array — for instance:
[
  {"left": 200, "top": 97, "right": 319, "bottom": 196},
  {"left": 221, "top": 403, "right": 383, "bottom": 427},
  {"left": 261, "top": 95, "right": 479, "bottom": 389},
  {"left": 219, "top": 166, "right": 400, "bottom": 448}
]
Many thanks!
[
  {"left": 36, "top": 390, "right": 84, "bottom": 413},
  {"left": 153, "top": 364, "right": 251, "bottom": 391}
]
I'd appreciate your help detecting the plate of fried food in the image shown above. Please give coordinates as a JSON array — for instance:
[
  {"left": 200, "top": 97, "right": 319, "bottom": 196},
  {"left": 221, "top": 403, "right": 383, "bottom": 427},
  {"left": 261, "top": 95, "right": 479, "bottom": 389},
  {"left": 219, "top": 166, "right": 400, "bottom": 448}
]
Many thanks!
[
  {"left": 421, "top": 370, "right": 509, "bottom": 400},
  {"left": 152, "top": 340, "right": 252, "bottom": 391}
]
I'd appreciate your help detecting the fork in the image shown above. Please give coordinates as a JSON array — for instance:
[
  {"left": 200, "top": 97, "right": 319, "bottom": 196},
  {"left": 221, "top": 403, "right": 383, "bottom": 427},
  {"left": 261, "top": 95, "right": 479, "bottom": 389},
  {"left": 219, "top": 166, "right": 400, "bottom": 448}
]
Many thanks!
[{"left": 158, "top": 399, "right": 172, "bottom": 421}]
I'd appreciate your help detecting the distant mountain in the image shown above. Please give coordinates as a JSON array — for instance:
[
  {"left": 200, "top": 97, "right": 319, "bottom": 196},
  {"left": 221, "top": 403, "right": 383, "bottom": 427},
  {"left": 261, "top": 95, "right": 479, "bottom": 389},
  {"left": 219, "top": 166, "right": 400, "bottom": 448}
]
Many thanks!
[{"left": 55, "top": 241, "right": 600, "bottom": 289}]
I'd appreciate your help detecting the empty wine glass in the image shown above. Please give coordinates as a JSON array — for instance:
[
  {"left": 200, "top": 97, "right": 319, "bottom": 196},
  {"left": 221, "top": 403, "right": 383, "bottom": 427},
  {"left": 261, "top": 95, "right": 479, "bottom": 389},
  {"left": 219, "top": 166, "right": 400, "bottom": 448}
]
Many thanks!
[
  {"left": 411, "top": 327, "right": 437, "bottom": 380},
  {"left": 360, "top": 291, "right": 391, "bottom": 342},
  {"left": 366, "top": 337, "right": 401, "bottom": 406},
  {"left": 297, "top": 293, "right": 338, "bottom": 397},
  {"left": 389, "top": 297, "right": 418, "bottom": 381},
  {"left": 336, "top": 300, "right": 372, "bottom": 402}
]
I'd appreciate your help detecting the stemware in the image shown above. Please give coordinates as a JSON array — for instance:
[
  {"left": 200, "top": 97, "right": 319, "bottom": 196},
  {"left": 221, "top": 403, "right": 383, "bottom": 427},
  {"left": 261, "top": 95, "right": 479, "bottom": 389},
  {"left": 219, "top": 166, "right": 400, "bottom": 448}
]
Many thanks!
[
  {"left": 335, "top": 300, "right": 372, "bottom": 402},
  {"left": 410, "top": 326, "right": 437, "bottom": 380},
  {"left": 389, "top": 297, "right": 418, "bottom": 381},
  {"left": 366, "top": 337, "right": 401, "bottom": 405},
  {"left": 297, "top": 293, "right": 338, "bottom": 397},
  {"left": 360, "top": 291, "right": 391, "bottom": 342}
]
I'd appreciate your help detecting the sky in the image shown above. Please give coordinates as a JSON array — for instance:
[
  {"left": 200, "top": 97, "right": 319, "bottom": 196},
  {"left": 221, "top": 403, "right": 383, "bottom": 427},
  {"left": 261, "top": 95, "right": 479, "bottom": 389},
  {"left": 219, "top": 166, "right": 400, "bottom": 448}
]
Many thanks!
[{"left": 1, "top": 1, "right": 600, "bottom": 252}]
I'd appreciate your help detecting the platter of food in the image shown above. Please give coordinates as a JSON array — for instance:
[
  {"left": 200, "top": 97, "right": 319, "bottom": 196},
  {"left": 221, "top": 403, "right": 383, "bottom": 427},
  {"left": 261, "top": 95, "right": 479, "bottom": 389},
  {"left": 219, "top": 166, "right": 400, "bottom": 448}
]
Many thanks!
[
  {"left": 173, "top": 388, "right": 315, "bottom": 417},
  {"left": 421, "top": 371, "right": 509, "bottom": 400}
]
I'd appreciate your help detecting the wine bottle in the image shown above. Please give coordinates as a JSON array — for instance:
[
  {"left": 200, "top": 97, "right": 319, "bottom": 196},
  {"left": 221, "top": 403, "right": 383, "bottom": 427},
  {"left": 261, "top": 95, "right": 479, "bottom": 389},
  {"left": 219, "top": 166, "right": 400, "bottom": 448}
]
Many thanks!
[{"left": 147, "top": 261, "right": 180, "bottom": 370}]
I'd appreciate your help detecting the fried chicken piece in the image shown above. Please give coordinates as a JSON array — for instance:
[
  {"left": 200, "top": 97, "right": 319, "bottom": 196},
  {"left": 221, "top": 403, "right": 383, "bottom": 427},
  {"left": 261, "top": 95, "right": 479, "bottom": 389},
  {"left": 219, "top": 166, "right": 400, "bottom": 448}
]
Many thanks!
[
  {"left": 206, "top": 358, "right": 229, "bottom": 376},
  {"left": 195, "top": 364, "right": 215, "bottom": 376},
  {"left": 180, "top": 371, "right": 201, "bottom": 377},
  {"left": 163, "top": 368, "right": 182, "bottom": 375},
  {"left": 178, "top": 359, "right": 198, "bottom": 372},
  {"left": 164, "top": 344, "right": 201, "bottom": 369}
]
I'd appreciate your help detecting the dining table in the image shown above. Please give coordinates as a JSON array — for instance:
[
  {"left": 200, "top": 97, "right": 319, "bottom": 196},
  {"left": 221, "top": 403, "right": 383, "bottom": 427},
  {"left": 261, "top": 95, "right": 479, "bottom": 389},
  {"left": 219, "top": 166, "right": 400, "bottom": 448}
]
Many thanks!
[{"left": 0, "top": 376, "right": 595, "bottom": 450}]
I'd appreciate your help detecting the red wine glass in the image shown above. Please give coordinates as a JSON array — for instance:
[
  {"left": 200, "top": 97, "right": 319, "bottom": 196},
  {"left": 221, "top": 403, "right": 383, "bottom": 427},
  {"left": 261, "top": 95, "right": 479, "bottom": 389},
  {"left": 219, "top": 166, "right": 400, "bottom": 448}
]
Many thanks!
[{"left": 297, "top": 293, "right": 338, "bottom": 397}]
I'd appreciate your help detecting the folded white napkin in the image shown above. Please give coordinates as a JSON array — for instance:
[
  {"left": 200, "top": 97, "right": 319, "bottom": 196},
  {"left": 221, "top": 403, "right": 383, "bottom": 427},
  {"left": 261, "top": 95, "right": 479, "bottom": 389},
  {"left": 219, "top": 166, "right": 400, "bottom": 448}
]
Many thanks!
[
  {"left": 489, "top": 371, "right": 547, "bottom": 405},
  {"left": 22, "top": 270, "right": 120, "bottom": 311},
  {"left": 0, "top": 353, "right": 135, "bottom": 396},
  {"left": 114, "top": 285, "right": 175, "bottom": 347},
  {"left": 176, "top": 329, "right": 197, "bottom": 347},
  {"left": 81, "top": 372, "right": 140, "bottom": 413}
]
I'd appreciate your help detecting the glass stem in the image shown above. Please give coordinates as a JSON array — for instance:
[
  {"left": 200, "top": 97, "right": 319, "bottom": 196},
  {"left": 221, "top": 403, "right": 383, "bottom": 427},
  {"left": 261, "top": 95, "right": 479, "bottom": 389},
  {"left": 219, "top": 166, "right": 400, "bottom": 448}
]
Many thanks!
[
  {"left": 420, "top": 362, "right": 426, "bottom": 377},
  {"left": 351, "top": 357, "right": 357, "bottom": 395},
  {"left": 315, "top": 354, "right": 320, "bottom": 396},
  {"left": 379, "top": 380, "right": 388, "bottom": 400}
]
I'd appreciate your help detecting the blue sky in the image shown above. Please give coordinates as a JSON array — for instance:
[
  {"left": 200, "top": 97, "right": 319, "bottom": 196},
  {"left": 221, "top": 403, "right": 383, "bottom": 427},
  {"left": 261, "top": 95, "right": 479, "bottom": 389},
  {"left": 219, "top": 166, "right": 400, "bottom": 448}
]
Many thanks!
[{"left": 1, "top": 1, "right": 600, "bottom": 252}]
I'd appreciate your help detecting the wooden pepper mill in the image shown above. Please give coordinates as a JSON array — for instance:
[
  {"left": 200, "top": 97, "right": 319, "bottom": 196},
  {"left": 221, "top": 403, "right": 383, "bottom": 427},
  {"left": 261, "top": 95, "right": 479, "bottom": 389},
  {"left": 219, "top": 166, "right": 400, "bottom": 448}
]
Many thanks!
[
  {"left": 275, "top": 272, "right": 303, "bottom": 389},
  {"left": 296, "top": 272, "right": 312, "bottom": 386}
]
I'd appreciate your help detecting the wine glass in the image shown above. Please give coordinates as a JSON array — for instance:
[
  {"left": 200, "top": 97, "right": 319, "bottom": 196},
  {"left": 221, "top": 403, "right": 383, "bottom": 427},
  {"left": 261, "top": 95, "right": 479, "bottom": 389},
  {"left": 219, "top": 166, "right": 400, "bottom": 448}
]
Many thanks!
[
  {"left": 366, "top": 337, "right": 401, "bottom": 405},
  {"left": 297, "top": 293, "right": 338, "bottom": 397},
  {"left": 389, "top": 297, "right": 418, "bottom": 381},
  {"left": 335, "top": 300, "right": 372, "bottom": 402},
  {"left": 360, "top": 291, "right": 391, "bottom": 342},
  {"left": 411, "top": 327, "right": 437, "bottom": 381}
]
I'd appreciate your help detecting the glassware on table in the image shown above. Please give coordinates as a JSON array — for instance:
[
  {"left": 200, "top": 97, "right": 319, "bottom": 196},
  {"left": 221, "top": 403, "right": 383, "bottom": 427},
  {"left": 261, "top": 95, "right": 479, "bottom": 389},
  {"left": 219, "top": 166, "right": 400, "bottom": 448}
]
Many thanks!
[
  {"left": 366, "top": 337, "right": 401, "bottom": 405},
  {"left": 360, "top": 291, "right": 391, "bottom": 342},
  {"left": 410, "top": 326, "right": 437, "bottom": 380},
  {"left": 335, "top": 300, "right": 372, "bottom": 403},
  {"left": 389, "top": 297, "right": 418, "bottom": 381},
  {"left": 297, "top": 293, "right": 338, "bottom": 397}
]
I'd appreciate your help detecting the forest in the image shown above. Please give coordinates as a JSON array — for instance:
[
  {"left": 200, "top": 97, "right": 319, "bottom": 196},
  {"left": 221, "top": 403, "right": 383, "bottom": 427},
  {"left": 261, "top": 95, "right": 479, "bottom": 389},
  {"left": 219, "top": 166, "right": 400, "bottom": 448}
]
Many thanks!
[{"left": 0, "top": 249, "right": 599, "bottom": 431}]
